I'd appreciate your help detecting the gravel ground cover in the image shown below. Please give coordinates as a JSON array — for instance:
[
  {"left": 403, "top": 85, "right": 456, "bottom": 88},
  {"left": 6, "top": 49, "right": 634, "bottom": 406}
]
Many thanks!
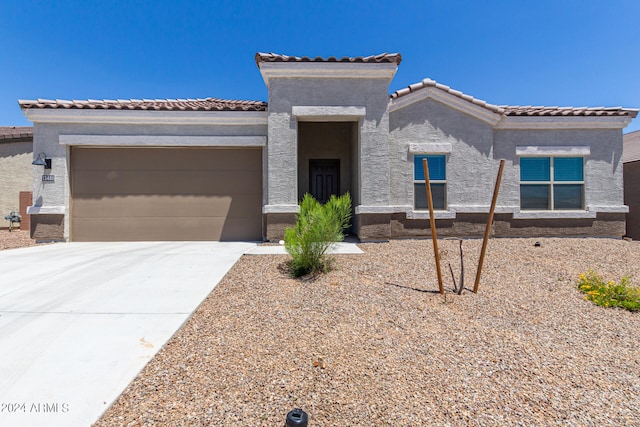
[
  {"left": 0, "top": 229, "right": 35, "bottom": 251},
  {"left": 88, "top": 237, "right": 637, "bottom": 426}
]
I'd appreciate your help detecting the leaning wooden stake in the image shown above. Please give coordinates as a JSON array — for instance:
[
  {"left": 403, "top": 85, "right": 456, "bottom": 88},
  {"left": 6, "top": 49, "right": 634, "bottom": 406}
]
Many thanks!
[
  {"left": 473, "top": 159, "right": 505, "bottom": 294},
  {"left": 423, "top": 158, "right": 444, "bottom": 295}
]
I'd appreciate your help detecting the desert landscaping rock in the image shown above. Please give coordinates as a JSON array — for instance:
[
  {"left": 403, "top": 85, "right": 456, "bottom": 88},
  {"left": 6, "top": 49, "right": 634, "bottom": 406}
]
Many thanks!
[
  {"left": 0, "top": 230, "right": 35, "bottom": 251},
  {"left": 90, "top": 237, "right": 640, "bottom": 426}
]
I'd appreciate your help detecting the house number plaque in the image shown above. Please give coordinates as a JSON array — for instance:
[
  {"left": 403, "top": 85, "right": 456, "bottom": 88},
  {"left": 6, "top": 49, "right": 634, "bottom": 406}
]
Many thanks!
[{"left": 42, "top": 175, "right": 55, "bottom": 182}]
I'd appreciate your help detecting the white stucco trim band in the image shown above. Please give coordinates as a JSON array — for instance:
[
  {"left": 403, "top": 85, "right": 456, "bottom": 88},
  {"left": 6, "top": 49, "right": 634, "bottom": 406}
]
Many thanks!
[
  {"left": 405, "top": 211, "right": 457, "bottom": 219},
  {"left": 356, "top": 205, "right": 457, "bottom": 219},
  {"left": 513, "top": 210, "right": 598, "bottom": 219},
  {"left": 355, "top": 205, "right": 402, "bottom": 214},
  {"left": 59, "top": 135, "right": 267, "bottom": 147},
  {"left": 408, "top": 143, "right": 452, "bottom": 154},
  {"left": 262, "top": 205, "right": 300, "bottom": 214},
  {"left": 497, "top": 116, "right": 633, "bottom": 130},
  {"left": 448, "top": 205, "right": 519, "bottom": 214},
  {"left": 389, "top": 87, "right": 502, "bottom": 126},
  {"left": 292, "top": 106, "right": 366, "bottom": 122},
  {"left": 587, "top": 205, "right": 629, "bottom": 213},
  {"left": 258, "top": 62, "right": 398, "bottom": 86},
  {"left": 24, "top": 109, "right": 268, "bottom": 126},
  {"left": 516, "top": 146, "right": 591, "bottom": 156},
  {"left": 26, "top": 205, "right": 66, "bottom": 215}
]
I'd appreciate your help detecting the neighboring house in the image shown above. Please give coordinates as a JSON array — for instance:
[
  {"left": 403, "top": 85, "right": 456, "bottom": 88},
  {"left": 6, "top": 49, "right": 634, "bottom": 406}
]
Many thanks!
[
  {"left": 0, "top": 126, "right": 33, "bottom": 230},
  {"left": 18, "top": 53, "right": 638, "bottom": 242},
  {"left": 623, "top": 130, "right": 640, "bottom": 239}
]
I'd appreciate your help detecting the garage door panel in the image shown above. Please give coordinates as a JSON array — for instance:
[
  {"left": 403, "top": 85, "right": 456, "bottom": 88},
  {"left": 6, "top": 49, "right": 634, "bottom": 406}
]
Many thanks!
[
  {"left": 73, "top": 195, "right": 263, "bottom": 219},
  {"left": 71, "top": 147, "right": 263, "bottom": 241},
  {"left": 72, "top": 217, "right": 262, "bottom": 241},
  {"left": 73, "top": 170, "right": 262, "bottom": 196},
  {"left": 73, "top": 147, "right": 262, "bottom": 171}
]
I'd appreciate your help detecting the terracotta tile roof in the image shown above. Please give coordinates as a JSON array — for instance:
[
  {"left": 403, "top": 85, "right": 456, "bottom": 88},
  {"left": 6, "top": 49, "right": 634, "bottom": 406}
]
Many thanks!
[
  {"left": 391, "top": 77, "right": 639, "bottom": 118},
  {"left": 255, "top": 52, "right": 402, "bottom": 65},
  {"left": 0, "top": 126, "right": 33, "bottom": 141},
  {"left": 623, "top": 130, "right": 640, "bottom": 163},
  {"left": 501, "top": 105, "right": 638, "bottom": 117},
  {"left": 391, "top": 78, "right": 504, "bottom": 113},
  {"left": 18, "top": 98, "right": 267, "bottom": 112}
]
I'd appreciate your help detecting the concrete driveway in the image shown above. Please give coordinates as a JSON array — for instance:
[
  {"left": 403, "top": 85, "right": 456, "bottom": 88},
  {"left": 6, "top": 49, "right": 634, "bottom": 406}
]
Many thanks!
[{"left": 0, "top": 241, "right": 256, "bottom": 427}]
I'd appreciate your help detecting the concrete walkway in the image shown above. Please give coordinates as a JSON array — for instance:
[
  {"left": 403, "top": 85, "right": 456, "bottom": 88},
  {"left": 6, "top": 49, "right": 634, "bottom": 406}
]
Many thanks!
[
  {"left": 0, "top": 241, "right": 256, "bottom": 427},
  {"left": 245, "top": 241, "right": 364, "bottom": 255}
]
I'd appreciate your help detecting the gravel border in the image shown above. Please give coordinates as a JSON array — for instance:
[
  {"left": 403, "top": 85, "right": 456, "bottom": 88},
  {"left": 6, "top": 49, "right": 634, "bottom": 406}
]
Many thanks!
[
  {"left": 94, "top": 237, "right": 640, "bottom": 426},
  {"left": 0, "top": 229, "right": 36, "bottom": 251}
]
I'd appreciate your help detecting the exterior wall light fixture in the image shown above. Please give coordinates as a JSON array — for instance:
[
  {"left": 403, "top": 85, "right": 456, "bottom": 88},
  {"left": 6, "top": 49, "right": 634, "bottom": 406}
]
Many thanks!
[{"left": 32, "top": 152, "right": 52, "bottom": 169}]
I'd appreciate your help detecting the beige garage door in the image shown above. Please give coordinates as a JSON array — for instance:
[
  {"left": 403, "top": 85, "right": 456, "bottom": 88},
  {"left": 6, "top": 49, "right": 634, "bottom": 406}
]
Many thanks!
[{"left": 71, "top": 147, "right": 262, "bottom": 241}]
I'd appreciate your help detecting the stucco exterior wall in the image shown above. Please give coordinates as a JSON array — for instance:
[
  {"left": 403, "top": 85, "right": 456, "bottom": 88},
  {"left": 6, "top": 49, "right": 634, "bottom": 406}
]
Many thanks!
[
  {"left": 30, "top": 120, "right": 267, "bottom": 240},
  {"left": 493, "top": 128, "right": 625, "bottom": 213},
  {"left": 0, "top": 140, "right": 32, "bottom": 227},
  {"left": 388, "top": 99, "right": 626, "bottom": 219},
  {"left": 265, "top": 77, "right": 392, "bottom": 209},
  {"left": 389, "top": 98, "right": 497, "bottom": 213}
]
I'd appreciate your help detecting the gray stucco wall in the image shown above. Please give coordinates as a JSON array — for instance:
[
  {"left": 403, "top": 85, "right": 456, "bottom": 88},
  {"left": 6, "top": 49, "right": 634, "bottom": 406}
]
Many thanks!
[
  {"left": 0, "top": 140, "right": 32, "bottom": 223},
  {"left": 389, "top": 97, "right": 626, "bottom": 217},
  {"left": 265, "top": 77, "right": 392, "bottom": 208},
  {"left": 389, "top": 98, "right": 497, "bottom": 211},
  {"left": 494, "top": 128, "right": 625, "bottom": 212},
  {"left": 31, "top": 120, "right": 267, "bottom": 240}
]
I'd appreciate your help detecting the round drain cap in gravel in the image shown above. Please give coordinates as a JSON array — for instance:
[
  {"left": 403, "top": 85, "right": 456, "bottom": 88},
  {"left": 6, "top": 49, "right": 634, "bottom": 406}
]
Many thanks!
[{"left": 285, "top": 408, "right": 308, "bottom": 426}]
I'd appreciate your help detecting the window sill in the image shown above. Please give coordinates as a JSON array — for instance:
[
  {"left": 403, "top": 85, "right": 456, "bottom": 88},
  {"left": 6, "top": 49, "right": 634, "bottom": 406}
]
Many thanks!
[{"left": 406, "top": 210, "right": 457, "bottom": 220}]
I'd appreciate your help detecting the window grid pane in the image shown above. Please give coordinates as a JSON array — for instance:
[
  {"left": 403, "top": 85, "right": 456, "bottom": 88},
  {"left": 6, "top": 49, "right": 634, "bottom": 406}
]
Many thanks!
[
  {"left": 520, "top": 184, "right": 550, "bottom": 210},
  {"left": 554, "top": 184, "right": 584, "bottom": 210},
  {"left": 415, "top": 183, "right": 446, "bottom": 210},
  {"left": 520, "top": 157, "right": 550, "bottom": 181},
  {"left": 414, "top": 155, "right": 446, "bottom": 181},
  {"left": 554, "top": 157, "right": 584, "bottom": 181}
]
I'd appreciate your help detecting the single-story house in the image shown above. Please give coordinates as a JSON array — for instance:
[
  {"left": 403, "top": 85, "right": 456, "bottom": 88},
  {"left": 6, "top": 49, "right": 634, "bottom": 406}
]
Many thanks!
[
  {"left": 623, "top": 130, "right": 640, "bottom": 239},
  {"left": 19, "top": 53, "right": 638, "bottom": 242},
  {"left": 0, "top": 126, "right": 33, "bottom": 230}
]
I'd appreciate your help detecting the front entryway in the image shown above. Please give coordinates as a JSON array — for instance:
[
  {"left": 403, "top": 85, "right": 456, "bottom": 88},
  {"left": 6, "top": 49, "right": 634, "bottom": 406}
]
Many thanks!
[
  {"left": 296, "top": 121, "right": 358, "bottom": 204},
  {"left": 309, "top": 159, "right": 340, "bottom": 203}
]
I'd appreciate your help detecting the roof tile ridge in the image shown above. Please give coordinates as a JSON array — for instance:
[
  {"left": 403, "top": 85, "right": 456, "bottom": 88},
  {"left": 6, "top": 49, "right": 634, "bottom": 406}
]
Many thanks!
[{"left": 391, "top": 76, "right": 503, "bottom": 114}]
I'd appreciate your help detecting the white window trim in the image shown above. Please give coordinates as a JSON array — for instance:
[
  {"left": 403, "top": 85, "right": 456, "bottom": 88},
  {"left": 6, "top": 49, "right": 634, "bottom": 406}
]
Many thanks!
[
  {"left": 413, "top": 153, "right": 449, "bottom": 212},
  {"left": 516, "top": 146, "right": 590, "bottom": 156},
  {"left": 519, "top": 155, "right": 585, "bottom": 211},
  {"left": 408, "top": 142, "right": 452, "bottom": 154}
]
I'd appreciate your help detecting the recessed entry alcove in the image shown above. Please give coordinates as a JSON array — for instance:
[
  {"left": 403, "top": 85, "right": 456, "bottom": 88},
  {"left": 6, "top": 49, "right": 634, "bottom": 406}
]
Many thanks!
[{"left": 297, "top": 121, "right": 359, "bottom": 207}]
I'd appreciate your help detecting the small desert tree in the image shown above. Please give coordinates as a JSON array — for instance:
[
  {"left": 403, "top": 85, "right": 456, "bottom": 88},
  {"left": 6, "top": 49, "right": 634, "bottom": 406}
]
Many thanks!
[{"left": 284, "top": 193, "right": 352, "bottom": 277}]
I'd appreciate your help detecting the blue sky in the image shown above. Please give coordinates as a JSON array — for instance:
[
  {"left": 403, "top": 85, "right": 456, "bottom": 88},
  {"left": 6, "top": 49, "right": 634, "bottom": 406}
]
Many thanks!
[{"left": 2, "top": 0, "right": 639, "bottom": 132}]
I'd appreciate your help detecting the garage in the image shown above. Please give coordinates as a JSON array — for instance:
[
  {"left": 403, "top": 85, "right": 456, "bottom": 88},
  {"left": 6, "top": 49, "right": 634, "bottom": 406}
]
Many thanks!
[{"left": 70, "top": 147, "right": 263, "bottom": 241}]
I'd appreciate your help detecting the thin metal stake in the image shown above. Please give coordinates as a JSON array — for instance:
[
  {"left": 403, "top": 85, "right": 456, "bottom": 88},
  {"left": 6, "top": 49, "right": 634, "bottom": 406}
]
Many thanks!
[
  {"left": 473, "top": 159, "right": 505, "bottom": 293},
  {"left": 423, "top": 158, "right": 444, "bottom": 295}
]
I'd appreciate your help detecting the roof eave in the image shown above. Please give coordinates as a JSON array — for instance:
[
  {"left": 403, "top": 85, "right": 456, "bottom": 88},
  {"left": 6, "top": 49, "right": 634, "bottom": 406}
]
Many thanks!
[
  {"left": 21, "top": 108, "right": 268, "bottom": 126},
  {"left": 496, "top": 115, "right": 635, "bottom": 130}
]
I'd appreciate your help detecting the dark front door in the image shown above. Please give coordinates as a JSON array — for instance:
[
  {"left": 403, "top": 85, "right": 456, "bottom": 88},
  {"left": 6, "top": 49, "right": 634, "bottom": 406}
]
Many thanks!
[{"left": 309, "top": 159, "right": 340, "bottom": 203}]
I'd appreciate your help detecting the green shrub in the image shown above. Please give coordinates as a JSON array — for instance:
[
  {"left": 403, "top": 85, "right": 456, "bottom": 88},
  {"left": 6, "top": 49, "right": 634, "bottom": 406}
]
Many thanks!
[
  {"left": 577, "top": 270, "right": 640, "bottom": 312},
  {"left": 284, "top": 193, "right": 352, "bottom": 277}
]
